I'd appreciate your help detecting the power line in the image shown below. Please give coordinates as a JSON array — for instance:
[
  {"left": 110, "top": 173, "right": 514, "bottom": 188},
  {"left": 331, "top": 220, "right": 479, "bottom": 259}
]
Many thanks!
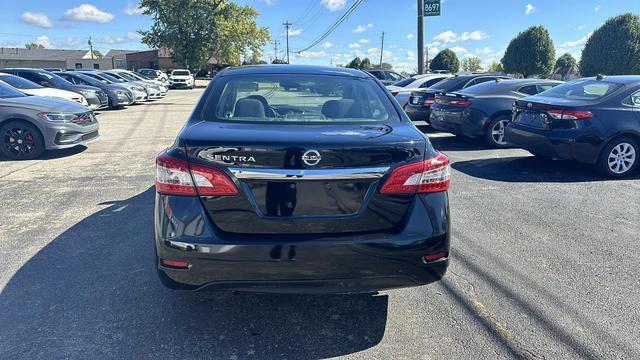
[{"left": 293, "top": 0, "right": 367, "bottom": 53}]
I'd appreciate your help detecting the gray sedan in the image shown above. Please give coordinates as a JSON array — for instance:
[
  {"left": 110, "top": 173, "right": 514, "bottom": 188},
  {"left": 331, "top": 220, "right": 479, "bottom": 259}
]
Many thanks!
[{"left": 0, "top": 81, "right": 99, "bottom": 160}]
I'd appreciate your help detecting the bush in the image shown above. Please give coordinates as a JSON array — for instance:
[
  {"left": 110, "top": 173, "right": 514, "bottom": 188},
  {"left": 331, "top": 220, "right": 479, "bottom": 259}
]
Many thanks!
[
  {"left": 580, "top": 13, "right": 640, "bottom": 76},
  {"left": 554, "top": 53, "right": 578, "bottom": 80},
  {"left": 501, "top": 26, "right": 555, "bottom": 78},
  {"left": 430, "top": 49, "right": 460, "bottom": 73}
]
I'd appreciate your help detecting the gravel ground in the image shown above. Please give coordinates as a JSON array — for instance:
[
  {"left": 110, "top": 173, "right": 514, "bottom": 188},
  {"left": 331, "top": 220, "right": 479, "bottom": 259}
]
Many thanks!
[{"left": 0, "top": 89, "right": 638, "bottom": 359}]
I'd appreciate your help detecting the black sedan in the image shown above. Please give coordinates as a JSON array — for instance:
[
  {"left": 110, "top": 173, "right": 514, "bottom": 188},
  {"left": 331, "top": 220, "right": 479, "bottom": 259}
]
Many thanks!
[
  {"left": 55, "top": 71, "right": 135, "bottom": 109},
  {"left": 429, "top": 79, "right": 562, "bottom": 148},
  {"left": 505, "top": 76, "right": 640, "bottom": 178},
  {"left": 404, "top": 73, "right": 511, "bottom": 123},
  {"left": 155, "top": 65, "right": 451, "bottom": 293},
  {"left": 0, "top": 68, "right": 108, "bottom": 110}
]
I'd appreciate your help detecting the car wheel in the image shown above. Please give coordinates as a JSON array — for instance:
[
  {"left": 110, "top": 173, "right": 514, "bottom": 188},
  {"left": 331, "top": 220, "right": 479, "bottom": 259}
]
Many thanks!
[
  {"left": 596, "top": 136, "right": 638, "bottom": 178},
  {"left": 485, "top": 116, "right": 510, "bottom": 148},
  {"left": 0, "top": 121, "right": 45, "bottom": 160}
]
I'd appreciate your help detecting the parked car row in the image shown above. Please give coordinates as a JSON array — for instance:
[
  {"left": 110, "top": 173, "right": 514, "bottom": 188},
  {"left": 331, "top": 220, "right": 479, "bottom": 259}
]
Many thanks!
[
  {"left": 0, "top": 67, "right": 197, "bottom": 161},
  {"left": 391, "top": 72, "right": 640, "bottom": 178}
]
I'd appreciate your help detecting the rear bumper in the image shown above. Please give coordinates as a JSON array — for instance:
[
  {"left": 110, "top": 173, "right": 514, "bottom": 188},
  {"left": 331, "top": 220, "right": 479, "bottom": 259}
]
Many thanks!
[
  {"left": 505, "top": 123, "right": 601, "bottom": 164},
  {"left": 429, "top": 108, "right": 488, "bottom": 138},
  {"left": 404, "top": 104, "right": 431, "bottom": 122},
  {"left": 155, "top": 192, "right": 450, "bottom": 293}
]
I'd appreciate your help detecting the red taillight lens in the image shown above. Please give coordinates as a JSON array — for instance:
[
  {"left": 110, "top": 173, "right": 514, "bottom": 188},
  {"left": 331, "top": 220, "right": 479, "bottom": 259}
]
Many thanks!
[
  {"left": 547, "top": 109, "right": 592, "bottom": 120},
  {"left": 448, "top": 99, "right": 472, "bottom": 107},
  {"left": 423, "top": 252, "right": 448, "bottom": 262},
  {"left": 161, "top": 259, "right": 190, "bottom": 269},
  {"left": 380, "top": 153, "right": 451, "bottom": 195},
  {"left": 155, "top": 153, "right": 238, "bottom": 196},
  {"left": 422, "top": 96, "right": 435, "bottom": 107}
]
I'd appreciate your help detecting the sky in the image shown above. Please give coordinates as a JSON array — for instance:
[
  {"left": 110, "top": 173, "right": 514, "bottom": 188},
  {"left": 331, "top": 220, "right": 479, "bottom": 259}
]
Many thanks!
[{"left": 1, "top": 0, "right": 639, "bottom": 72}]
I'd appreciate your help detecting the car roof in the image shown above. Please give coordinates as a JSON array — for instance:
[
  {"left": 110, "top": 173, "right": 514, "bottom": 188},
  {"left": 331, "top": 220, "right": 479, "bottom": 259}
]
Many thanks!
[
  {"left": 0, "top": 68, "right": 46, "bottom": 72},
  {"left": 457, "top": 78, "right": 562, "bottom": 95},
  {"left": 579, "top": 75, "right": 640, "bottom": 85},
  {"left": 219, "top": 65, "right": 370, "bottom": 79}
]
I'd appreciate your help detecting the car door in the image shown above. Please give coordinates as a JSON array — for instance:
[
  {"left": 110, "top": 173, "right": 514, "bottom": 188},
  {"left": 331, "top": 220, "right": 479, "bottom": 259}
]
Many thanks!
[{"left": 625, "top": 87, "right": 640, "bottom": 122}]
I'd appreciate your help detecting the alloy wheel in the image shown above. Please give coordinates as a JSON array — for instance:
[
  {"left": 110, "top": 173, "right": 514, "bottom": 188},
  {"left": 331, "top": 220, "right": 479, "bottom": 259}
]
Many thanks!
[
  {"left": 3, "top": 127, "right": 36, "bottom": 158},
  {"left": 491, "top": 119, "right": 509, "bottom": 145},
  {"left": 607, "top": 142, "right": 636, "bottom": 174}
]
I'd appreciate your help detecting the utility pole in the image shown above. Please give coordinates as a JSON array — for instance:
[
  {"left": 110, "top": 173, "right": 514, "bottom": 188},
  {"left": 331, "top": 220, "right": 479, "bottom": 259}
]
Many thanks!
[
  {"left": 417, "top": 0, "right": 424, "bottom": 74},
  {"left": 379, "top": 31, "right": 385, "bottom": 67},
  {"left": 283, "top": 21, "right": 292, "bottom": 64},
  {"left": 272, "top": 39, "right": 280, "bottom": 62},
  {"left": 88, "top": 36, "right": 94, "bottom": 60}
]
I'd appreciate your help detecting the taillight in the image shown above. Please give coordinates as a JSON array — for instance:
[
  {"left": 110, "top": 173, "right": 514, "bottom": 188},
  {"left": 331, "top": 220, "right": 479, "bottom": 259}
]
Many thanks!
[
  {"left": 448, "top": 99, "right": 472, "bottom": 107},
  {"left": 547, "top": 109, "right": 592, "bottom": 120},
  {"left": 380, "top": 153, "right": 451, "bottom": 194},
  {"left": 422, "top": 96, "right": 435, "bottom": 107},
  {"left": 155, "top": 152, "right": 238, "bottom": 196}
]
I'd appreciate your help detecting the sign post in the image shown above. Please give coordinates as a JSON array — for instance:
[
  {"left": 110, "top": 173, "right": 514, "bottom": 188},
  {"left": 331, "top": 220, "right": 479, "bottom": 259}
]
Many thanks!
[{"left": 419, "top": 0, "right": 440, "bottom": 73}]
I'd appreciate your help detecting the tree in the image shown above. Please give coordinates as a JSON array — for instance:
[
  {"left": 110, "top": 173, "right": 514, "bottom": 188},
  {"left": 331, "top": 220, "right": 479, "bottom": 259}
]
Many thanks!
[
  {"left": 380, "top": 62, "right": 393, "bottom": 70},
  {"left": 92, "top": 50, "right": 103, "bottom": 59},
  {"left": 345, "top": 57, "right": 362, "bottom": 69},
  {"left": 360, "top": 57, "right": 372, "bottom": 69},
  {"left": 554, "top": 53, "right": 578, "bottom": 80},
  {"left": 140, "top": 0, "right": 270, "bottom": 70},
  {"left": 487, "top": 61, "right": 503, "bottom": 73},
  {"left": 580, "top": 13, "right": 640, "bottom": 76},
  {"left": 501, "top": 26, "right": 555, "bottom": 78},
  {"left": 461, "top": 56, "right": 482, "bottom": 72},
  {"left": 25, "top": 43, "right": 44, "bottom": 49},
  {"left": 430, "top": 49, "right": 460, "bottom": 73}
]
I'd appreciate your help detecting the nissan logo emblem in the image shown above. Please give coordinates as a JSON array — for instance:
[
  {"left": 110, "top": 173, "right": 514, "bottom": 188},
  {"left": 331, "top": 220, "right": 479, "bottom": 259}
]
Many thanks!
[{"left": 302, "top": 150, "right": 321, "bottom": 166}]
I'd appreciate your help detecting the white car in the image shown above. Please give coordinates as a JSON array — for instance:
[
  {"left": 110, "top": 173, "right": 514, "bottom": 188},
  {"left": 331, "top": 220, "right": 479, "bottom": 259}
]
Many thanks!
[
  {"left": 0, "top": 72, "right": 88, "bottom": 107},
  {"left": 138, "top": 69, "right": 168, "bottom": 83},
  {"left": 386, "top": 74, "right": 452, "bottom": 107},
  {"left": 169, "top": 69, "right": 195, "bottom": 89},
  {"left": 120, "top": 70, "right": 168, "bottom": 96}
]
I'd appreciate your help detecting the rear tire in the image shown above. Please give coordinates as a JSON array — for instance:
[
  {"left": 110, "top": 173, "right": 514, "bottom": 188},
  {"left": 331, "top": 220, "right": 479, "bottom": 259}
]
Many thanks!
[
  {"left": 0, "top": 121, "right": 45, "bottom": 160},
  {"left": 595, "top": 136, "right": 638, "bottom": 178},
  {"left": 484, "top": 116, "right": 510, "bottom": 148}
]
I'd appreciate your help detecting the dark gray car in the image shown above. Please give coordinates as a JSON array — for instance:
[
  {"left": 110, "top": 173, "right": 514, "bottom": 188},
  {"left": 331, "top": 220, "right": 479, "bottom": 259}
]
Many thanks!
[
  {"left": 429, "top": 79, "right": 563, "bottom": 147},
  {"left": 0, "top": 81, "right": 99, "bottom": 160},
  {"left": 0, "top": 68, "right": 108, "bottom": 110},
  {"left": 55, "top": 71, "right": 135, "bottom": 109}
]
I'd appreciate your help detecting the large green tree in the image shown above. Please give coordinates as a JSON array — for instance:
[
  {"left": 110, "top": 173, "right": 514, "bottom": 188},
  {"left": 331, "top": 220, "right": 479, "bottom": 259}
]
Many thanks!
[
  {"left": 554, "top": 53, "right": 578, "bottom": 80},
  {"left": 345, "top": 57, "right": 362, "bottom": 69},
  {"left": 501, "top": 26, "right": 555, "bottom": 78},
  {"left": 140, "top": 0, "right": 270, "bottom": 70},
  {"left": 487, "top": 61, "right": 503, "bottom": 73},
  {"left": 25, "top": 43, "right": 44, "bottom": 49},
  {"left": 580, "top": 13, "right": 640, "bottom": 76},
  {"left": 430, "top": 49, "right": 460, "bottom": 73},
  {"left": 461, "top": 56, "right": 482, "bottom": 72}
]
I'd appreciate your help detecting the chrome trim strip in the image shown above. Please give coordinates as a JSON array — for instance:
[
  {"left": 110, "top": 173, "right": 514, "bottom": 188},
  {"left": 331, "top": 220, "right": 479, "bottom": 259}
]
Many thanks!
[{"left": 229, "top": 167, "right": 390, "bottom": 180}]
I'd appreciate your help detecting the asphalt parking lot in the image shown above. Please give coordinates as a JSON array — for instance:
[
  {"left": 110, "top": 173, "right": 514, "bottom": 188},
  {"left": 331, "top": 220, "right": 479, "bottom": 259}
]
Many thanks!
[{"left": 1, "top": 89, "right": 639, "bottom": 359}]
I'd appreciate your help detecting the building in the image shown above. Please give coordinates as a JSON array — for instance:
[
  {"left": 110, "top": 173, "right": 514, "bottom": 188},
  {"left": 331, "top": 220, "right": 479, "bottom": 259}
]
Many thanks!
[
  {"left": 0, "top": 47, "right": 114, "bottom": 70},
  {"left": 106, "top": 48, "right": 227, "bottom": 74}
]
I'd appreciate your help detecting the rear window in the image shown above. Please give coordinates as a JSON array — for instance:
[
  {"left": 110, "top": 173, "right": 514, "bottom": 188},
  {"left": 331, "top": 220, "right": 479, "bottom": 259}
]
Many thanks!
[
  {"left": 540, "top": 80, "right": 622, "bottom": 100},
  {"left": 392, "top": 78, "right": 415, "bottom": 87},
  {"left": 204, "top": 74, "right": 399, "bottom": 123},
  {"left": 429, "top": 76, "right": 469, "bottom": 91}
]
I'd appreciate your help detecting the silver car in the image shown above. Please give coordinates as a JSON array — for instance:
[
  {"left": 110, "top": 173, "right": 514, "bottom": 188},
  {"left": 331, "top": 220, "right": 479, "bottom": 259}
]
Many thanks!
[{"left": 0, "top": 81, "right": 99, "bottom": 160}]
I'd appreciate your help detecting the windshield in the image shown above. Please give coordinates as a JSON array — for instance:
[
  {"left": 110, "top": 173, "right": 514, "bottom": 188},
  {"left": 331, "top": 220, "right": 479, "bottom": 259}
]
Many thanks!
[
  {"left": 113, "top": 72, "right": 137, "bottom": 81},
  {"left": 205, "top": 74, "right": 399, "bottom": 123},
  {"left": 0, "top": 81, "right": 27, "bottom": 98},
  {"left": 0, "top": 74, "right": 42, "bottom": 89},
  {"left": 392, "top": 78, "right": 416, "bottom": 87},
  {"left": 103, "top": 73, "right": 126, "bottom": 83},
  {"left": 538, "top": 79, "right": 622, "bottom": 101},
  {"left": 126, "top": 72, "right": 147, "bottom": 81},
  {"left": 37, "top": 71, "right": 72, "bottom": 87},
  {"left": 172, "top": 70, "right": 190, "bottom": 76}
]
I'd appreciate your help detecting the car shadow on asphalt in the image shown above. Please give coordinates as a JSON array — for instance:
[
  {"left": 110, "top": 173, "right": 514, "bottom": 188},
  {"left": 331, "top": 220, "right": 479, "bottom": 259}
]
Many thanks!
[
  {"left": 0, "top": 145, "right": 87, "bottom": 162},
  {"left": 427, "top": 133, "right": 491, "bottom": 152},
  {"left": 0, "top": 187, "right": 389, "bottom": 359},
  {"left": 452, "top": 155, "right": 640, "bottom": 182}
]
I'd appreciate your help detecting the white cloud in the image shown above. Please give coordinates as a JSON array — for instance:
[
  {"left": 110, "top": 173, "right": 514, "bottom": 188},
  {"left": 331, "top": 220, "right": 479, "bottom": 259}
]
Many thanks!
[
  {"left": 450, "top": 46, "right": 467, "bottom": 54},
  {"left": 127, "top": 31, "right": 142, "bottom": 41},
  {"left": 348, "top": 42, "right": 361, "bottom": 48},
  {"left": 434, "top": 30, "right": 457, "bottom": 43},
  {"left": 525, "top": 4, "right": 537, "bottom": 15},
  {"left": 321, "top": 42, "right": 333, "bottom": 49},
  {"left": 576, "top": 25, "right": 586, "bottom": 31},
  {"left": 460, "top": 31, "right": 488, "bottom": 41},
  {"left": 64, "top": 4, "right": 115, "bottom": 23},
  {"left": 287, "top": 27, "right": 303, "bottom": 37},
  {"left": 35, "top": 35, "right": 54, "bottom": 48},
  {"left": 475, "top": 47, "right": 493, "bottom": 55},
  {"left": 65, "top": 37, "right": 82, "bottom": 47},
  {"left": 433, "top": 30, "right": 488, "bottom": 43},
  {"left": 406, "top": 50, "right": 415, "bottom": 61},
  {"left": 366, "top": 47, "right": 392, "bottom": 57},
  {"left": 101, "top": 36, "right": 127, "bottom": 45},
  {"left": 21, "top": 12, "right": 53, "bottom": 28},
  {"left": 560, "top": 32, "right": 593, "bottom": 48},
  {"left": 257, "top": 0, "right": 276, "bottom": 6},
  {"left": 124, "top": 1, "right": 145, "bottom": 15},
  {"left": 299, "top": 50, "right": 327, "bottom": 58},
  {"left": 594, "top": 5, "right": 601, "bottom": 11},
  {"left": 321, "top": 0, "right": 346, "bottom": 12},
  {"left": 358, "top": 38, "right": 370, "bottom": 44},
  {"left": 406, "top": 33, "right": 414, "bottom": 40},
  {"left": 352, "top": 23, "right": 373, "bottom": 34}
]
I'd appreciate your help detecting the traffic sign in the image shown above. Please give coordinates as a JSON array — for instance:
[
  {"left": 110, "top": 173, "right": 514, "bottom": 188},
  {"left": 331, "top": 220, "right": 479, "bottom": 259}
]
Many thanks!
[{"left": 424, "top": 0, "right": 441, "bottom": 16}]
